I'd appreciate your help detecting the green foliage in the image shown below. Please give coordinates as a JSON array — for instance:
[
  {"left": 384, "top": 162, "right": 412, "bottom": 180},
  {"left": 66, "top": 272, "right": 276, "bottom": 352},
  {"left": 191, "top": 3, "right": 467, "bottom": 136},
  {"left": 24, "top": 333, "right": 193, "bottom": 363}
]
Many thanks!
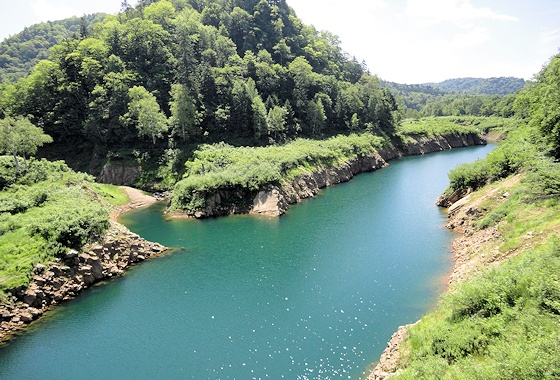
[
  {"left": 125, "top": 86, "right": 169, "bottom": 144},
  {"left": 0, "top": 116, "right": 53, "bottom": 172},
  {"left": 383, "top": 79, "right": 521, "bottom": 119},
  {"left": 1, "top": 0, "right": 402, "bottom": 157},
  {"left": 517, "top": 53, "right": 560, "bottom": 158},
  {"left": 429, "top": 77, "right": 525, "bottom": 96},
  {"left": 397, "top": 117, "right": 479, "bottom": 139},
  {"left": 447, "top": 123, "right": 539, "bottom": 192},
  {"left": 89, "top": 183, "right": 130, "bottom": 206},
  {"left": 0, "top": 157, "right": 109, "bottom": 294},
  {"left": 170, "top": 133, "right": 384, "bottom": 212},
  {"left": 396, "top": 238, "right": 560, "bottom": 379},
  {"left": 0, "top": 14, "right": 107, "bottom": 83}
]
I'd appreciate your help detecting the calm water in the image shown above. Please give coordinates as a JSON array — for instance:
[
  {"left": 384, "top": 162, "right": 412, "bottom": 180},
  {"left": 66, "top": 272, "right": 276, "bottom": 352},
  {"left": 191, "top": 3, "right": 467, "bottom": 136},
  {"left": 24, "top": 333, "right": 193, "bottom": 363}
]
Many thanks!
[{"left": 0, "top": 145, "right": 494, "bottom": 379}]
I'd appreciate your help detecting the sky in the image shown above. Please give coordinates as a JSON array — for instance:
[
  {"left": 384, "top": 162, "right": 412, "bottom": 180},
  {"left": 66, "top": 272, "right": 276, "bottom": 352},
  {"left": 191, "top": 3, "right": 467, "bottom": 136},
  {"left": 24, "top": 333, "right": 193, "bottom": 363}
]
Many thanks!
[{"left": 1, "top": 0, "right": 560, "bottom": 84}]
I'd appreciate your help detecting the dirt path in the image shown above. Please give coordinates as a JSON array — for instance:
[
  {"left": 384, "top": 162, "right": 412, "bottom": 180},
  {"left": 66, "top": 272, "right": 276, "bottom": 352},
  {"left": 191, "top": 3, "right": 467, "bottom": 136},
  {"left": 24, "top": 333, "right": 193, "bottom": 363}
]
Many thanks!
[{"left": 111, "top": 186, "right": 159, "bottom": 220}]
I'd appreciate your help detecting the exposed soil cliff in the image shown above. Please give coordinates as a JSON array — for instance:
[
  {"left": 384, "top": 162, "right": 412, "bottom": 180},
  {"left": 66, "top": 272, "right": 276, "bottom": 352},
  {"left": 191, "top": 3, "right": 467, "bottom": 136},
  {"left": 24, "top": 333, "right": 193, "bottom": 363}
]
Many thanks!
[
  {"left": 97, "top": 162, "right": 142, "bottom": 186},
  {"left": 0, "top": 192, "right": 168, "bottom": 343},
  {"left": 196, "top": 132, "right": 485, "bottom": 218}
]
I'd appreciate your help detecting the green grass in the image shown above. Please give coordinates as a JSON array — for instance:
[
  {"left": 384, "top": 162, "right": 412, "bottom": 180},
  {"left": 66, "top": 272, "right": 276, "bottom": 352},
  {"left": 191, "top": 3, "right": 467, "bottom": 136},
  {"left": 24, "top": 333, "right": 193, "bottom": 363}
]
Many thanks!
[
  {"left": 90, "top": 183, "right": 130, "bottom": 206},
  {"left": 397, "top": 116, "right": 520, "bottom": 144},
  {"left": 446, "top": 123, "right": 542, "bottom": 193},
  {"left": 0, "top": 157, "right": 110, "bottom": 295},
  {"left": 396, "top": 238, "right": 560, "bottom": 379}
]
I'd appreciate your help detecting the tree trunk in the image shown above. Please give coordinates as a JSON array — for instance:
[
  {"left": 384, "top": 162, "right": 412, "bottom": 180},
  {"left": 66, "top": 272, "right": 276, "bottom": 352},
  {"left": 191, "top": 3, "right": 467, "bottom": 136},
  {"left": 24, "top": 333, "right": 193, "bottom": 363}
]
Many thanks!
[{"left": 12, "top": 153, "right": 20, "bottom": 173}]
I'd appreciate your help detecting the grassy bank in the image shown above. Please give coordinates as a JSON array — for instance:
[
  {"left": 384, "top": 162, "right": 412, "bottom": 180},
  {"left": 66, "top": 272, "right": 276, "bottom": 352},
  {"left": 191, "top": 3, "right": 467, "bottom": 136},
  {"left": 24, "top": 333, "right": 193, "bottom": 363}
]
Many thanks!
[
  {"left": 390, "top": 123, "right": 560, "bottom": 378},
  {"left": 0, "top": 157, "right": 123, "bottom": 296},
  {"left": 170, "top": 133, "right": 385, "bottom": 212},
  {"left": 171, "top": 119, "right": 488, "bottom": 213},
  {"left": 396, "top": 116, "right": 520, "bottom": 143}
]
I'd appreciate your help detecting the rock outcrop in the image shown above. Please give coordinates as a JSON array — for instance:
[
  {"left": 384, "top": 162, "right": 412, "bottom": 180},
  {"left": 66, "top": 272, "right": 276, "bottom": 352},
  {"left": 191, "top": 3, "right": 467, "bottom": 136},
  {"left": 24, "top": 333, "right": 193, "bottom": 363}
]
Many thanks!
[
  {"left": 97, "top": 162, "right": 142, "bottom": 186},
  {"left": 367, "top": 323, "right": 419, "bottom": 380},
  {"left": 0, "top": 222, "right": 167, "bottom": 342}
]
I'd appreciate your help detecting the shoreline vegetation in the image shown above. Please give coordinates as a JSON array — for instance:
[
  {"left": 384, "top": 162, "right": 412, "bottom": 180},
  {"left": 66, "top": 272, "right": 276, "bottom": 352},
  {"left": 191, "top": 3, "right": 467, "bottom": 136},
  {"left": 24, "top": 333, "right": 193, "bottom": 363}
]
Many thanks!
[
  {"left": 168, "top": 118, "right": 491, "bottom": 218},
  {"left": 0, "top": 177, "right": 168, "bottom": 342}
]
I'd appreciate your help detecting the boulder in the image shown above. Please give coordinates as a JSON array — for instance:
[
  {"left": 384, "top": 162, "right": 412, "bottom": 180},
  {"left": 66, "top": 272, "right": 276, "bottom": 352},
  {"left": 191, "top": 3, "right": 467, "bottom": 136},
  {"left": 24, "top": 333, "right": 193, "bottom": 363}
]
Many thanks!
[{"left": 33, "top": 263, "right": 46, "bottom": 275}]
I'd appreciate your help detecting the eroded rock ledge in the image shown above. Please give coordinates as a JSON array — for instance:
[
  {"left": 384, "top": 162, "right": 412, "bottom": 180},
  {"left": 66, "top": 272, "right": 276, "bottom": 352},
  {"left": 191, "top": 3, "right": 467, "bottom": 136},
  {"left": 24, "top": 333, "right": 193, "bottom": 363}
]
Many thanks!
[
  {"left": 189, "top": 132, "right": 485, "bottom": 218},
  {"left": 0, "top": 221, "right": 167, "bottom": 342}
]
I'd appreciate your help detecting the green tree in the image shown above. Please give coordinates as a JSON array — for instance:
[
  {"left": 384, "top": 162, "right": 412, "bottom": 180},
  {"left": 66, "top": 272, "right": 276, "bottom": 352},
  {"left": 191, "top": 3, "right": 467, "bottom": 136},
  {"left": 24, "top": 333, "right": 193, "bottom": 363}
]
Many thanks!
[
  {"left": 0, "top": 116, "right": 53, "bottom": 172},
  {"left": 520, "top": 54, "right": 560, "bottom": 157},
  {"left": 307, "top": 98, "right": 326, "bottom": 135},
  {"left": 143, "top": 0, "right": 176, "bottom": 29},
  {"left": 267, "top": 105, "right": 287, "bottom": 141},
  {"left": 169, "top": 83, "right": 199, "bottom": 140},
  {"left": 125, "top": 86, "right": 168, "bottom": 144}
]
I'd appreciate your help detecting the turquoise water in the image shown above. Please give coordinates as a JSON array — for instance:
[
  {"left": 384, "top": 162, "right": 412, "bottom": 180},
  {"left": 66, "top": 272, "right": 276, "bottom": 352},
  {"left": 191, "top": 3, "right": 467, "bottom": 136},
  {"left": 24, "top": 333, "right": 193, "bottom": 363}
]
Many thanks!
[{"left": 0, "top": 145, "right": 494, "bottom": 379}]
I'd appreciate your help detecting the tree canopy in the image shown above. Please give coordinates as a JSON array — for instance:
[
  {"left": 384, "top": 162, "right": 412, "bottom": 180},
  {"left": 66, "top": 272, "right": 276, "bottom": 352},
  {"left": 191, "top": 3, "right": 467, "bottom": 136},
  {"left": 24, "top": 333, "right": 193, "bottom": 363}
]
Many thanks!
[{"left": 0, "top": 116, "right": 53, "bottom": 172}]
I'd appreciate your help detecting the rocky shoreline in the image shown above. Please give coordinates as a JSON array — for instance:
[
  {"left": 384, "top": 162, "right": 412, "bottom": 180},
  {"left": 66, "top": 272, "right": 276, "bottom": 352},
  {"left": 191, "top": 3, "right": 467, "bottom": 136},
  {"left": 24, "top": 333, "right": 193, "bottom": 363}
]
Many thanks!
[
  {"left": 0, "top": 193, "right": 168, "bottom": 343},
  {"left": 184, "top": 132, "right": 486, "bottom": 218}
]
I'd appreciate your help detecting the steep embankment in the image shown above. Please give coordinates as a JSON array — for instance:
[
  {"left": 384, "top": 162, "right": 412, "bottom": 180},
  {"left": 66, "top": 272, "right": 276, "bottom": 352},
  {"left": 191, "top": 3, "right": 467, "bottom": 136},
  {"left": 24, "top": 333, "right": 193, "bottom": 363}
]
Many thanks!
[
  {"left": 0, "top": 191, "right": 167, "bottom": 342},
  {"left": 368, "top": 172, "right": 560, "bottom": 379},
  {"left": 185, "top": 132, "right": 485, "bottom": 218}
]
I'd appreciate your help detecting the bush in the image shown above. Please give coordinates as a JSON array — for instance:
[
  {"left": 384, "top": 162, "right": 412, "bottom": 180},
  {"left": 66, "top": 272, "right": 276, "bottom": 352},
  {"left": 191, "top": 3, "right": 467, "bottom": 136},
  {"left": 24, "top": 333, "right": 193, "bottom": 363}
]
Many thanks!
[
  {"left": 170, "top": 133, "right": 384, "bottom": 212},
  {"left": 0, "top": 159, "right": 109, "bottom": 295},
  {"left": 447, "top": 123, "right": 542, "bottom": 193}
]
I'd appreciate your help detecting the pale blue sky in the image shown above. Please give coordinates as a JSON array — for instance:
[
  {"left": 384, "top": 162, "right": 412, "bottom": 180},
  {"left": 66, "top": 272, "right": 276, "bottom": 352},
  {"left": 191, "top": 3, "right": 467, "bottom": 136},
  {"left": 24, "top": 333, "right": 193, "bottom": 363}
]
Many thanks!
[{"left": 1, "top": 0, "right": 559, "bottom": 83}]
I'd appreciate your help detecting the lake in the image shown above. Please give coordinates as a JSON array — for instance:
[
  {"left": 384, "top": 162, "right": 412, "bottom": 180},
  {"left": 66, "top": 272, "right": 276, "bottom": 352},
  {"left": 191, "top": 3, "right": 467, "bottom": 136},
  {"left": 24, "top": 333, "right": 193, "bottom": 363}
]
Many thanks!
[{"left": 0, "top": 144, "right": 494, "bottom": 379}]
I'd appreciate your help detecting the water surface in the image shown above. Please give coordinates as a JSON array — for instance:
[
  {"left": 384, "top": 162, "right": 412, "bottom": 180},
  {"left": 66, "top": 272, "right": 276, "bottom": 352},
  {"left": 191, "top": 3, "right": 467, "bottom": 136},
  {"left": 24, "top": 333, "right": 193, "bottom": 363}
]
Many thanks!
[{"left": 0, "top": 145, "right": 494, "bottom": 379}]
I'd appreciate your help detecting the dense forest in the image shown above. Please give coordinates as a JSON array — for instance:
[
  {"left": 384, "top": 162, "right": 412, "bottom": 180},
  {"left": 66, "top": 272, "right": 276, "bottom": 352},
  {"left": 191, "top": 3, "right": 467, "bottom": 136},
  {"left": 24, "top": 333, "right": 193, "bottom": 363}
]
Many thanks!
[
  {"left": 0, "top": 0, "right": 400, "bottom": 161},
  {"left": 382, "top": 81, "right": 518, "bottom": 119}
]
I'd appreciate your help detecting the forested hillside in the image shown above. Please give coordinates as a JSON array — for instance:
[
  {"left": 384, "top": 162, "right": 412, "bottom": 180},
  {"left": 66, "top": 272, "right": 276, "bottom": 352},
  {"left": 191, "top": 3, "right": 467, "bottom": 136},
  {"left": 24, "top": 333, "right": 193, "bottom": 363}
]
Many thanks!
[
  {"left": 427, "top": 77, "right": 525, "bottom": 95},
  {"left": 0, "top": 0, "right": 400, "bottom": 166},
  {"left": 0, "top": 14, "right": 106, "bottom": 82},
  {"left": 383, "top": 81, "right": 517, "bottom": 119}
]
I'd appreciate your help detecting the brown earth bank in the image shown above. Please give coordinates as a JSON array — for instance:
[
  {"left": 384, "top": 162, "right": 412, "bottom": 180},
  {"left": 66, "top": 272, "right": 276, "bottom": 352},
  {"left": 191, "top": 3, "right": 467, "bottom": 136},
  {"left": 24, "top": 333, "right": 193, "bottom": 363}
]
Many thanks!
[
  {"left": 0, "top": 191, "right": 168, "bottom": 343},
  {"left": 175, "top": 132, "right": 486, "bottom": 219},
  {"left": 366, "top": 174, "right": 523, "bottom": 379}
]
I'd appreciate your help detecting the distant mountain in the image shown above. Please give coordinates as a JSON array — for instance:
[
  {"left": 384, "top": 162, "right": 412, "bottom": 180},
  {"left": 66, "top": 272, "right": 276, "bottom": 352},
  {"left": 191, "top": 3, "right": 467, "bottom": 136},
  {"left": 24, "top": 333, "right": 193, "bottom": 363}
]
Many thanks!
[
  {"left": 381, "top": 78, "right": 519, "bottom": 118},
  {"left": 424, "top": 77, "right": 526, "bottom": 96},
  {"left": 0, "top": 13, "right": 106, "bottom": 82}
]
